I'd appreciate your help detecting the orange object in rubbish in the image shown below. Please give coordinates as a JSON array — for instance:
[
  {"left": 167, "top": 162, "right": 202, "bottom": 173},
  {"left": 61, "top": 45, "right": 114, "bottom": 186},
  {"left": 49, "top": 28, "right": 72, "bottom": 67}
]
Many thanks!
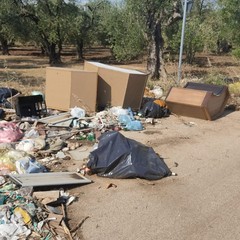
[{"left": 154, "top": 99, "right": 167, "bottom": 108}]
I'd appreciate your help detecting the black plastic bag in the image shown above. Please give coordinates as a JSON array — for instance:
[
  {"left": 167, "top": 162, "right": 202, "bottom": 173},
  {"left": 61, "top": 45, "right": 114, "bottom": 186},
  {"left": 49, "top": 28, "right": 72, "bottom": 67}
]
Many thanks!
[
  {"left": 0, "top": 88, "right": 19, "bottom": 103},
  {"left": 0, "top": 109, "right": 4, "bottom": 119},
  {"left": 87, "top": 131, "right": 171, "bottom": 180},
  {"left": 0, "top": 88, "right": 20, "bottom": 108},
  {"left": 140, "top": 100, "right": 170, "bottom": 118}
]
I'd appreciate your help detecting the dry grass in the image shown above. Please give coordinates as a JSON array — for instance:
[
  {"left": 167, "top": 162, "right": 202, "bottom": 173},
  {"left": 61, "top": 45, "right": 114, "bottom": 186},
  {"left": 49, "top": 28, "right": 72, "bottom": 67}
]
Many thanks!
[
  {"left": 0, "top": 55, "right": 47, "bottom": 95},
  {"left": 0, "top": 47, "right": 239, "bottom": 98}
]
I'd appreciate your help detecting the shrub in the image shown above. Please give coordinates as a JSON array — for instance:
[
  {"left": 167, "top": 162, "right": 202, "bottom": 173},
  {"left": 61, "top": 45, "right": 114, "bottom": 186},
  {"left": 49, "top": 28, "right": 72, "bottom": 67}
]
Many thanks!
[
  {"left": 229, "top": 82, "right": 240, "bottom": 97},
  {"left": 232, "top": 48, "right": 240, "bottom": 60},
  {"left": 202, "top": 72, "right": 226, "bottom": 86}
]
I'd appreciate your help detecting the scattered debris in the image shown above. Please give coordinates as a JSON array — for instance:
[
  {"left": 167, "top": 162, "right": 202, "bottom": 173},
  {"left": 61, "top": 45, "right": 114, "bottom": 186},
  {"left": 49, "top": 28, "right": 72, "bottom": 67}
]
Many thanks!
[
  {"left": 8, "top": 172, "right": 92, "bottom": 187},
  {"left": 0, "top": 182, "right": 80, "bottom": 239},
  {"left": 174, "top": 162, "right": 179, "bottom": 167},
  {"left": 106, "top": 183, "right": 117, "bottom": 189},
  {"left": 0, "top": 80, "right": 175, "bottom": 239}
]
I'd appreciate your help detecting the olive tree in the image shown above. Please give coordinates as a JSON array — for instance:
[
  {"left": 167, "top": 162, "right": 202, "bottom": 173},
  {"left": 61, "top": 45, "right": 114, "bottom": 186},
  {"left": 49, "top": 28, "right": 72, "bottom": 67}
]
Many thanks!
[
  {"left": 125, "top": 0, "right": 182, "bottom": 80},
  {"left": 0, "top": 0, "right": 21, "bottom": 55},
  {"left": 218, "top": 0, "right": 240, "bottom": 47},
  {"left": 66, "top": 0, "right": 109, "bottom": 61},
  {"left": 13, "top": 0, "right": 78, "bottom": 64}
]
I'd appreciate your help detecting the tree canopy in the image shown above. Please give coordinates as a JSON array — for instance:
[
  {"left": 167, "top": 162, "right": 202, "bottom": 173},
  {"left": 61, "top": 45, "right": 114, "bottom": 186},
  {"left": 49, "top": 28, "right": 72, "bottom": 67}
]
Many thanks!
[{"left": 0, "top": 0, "right": 239, "bottom": 78}]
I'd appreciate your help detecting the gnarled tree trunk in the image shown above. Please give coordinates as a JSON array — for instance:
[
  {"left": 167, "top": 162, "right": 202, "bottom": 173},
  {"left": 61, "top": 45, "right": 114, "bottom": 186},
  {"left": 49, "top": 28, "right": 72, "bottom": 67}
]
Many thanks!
[
  {"left": 0, "top": 38, "right": 10, "bottom": 55},
  {"left": 147, "top": 19, "right": 167, "bottom": 80},
  {"left": 48, "top": 43, "right": 61, "bottom": 64},
  {"left": 42, "top": 39, "right": 62, "bottom": 64},
  {"left": 76, "top": 38, "right": 84, "bottom": 61}
]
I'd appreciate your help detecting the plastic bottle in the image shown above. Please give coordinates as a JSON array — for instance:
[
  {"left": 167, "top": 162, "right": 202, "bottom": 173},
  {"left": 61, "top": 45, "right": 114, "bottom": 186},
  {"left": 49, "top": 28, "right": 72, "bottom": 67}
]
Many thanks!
[
  {"left": 27, "top": 158, "right": 47, "bottom": 173},
  {"left": 87, "top": 132, "right": 95, "bottom": 142}
]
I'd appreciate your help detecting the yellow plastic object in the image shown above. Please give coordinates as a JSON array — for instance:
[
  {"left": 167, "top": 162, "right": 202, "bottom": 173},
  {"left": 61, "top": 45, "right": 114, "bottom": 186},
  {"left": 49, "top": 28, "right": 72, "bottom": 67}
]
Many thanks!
[{"left": 14, "top": 207, "right": 32, "bottom": 224}]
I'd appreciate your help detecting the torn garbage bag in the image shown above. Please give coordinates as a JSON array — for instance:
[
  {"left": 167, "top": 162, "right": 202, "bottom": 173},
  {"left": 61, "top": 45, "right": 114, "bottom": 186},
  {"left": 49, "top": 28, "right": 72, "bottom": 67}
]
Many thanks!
[
  {"left": 87, "top": 131, "right": 171, "bottom": 180},
  {"left": 0, "top": 87, "right": 19, "bottom": 102},
  {"left": 140, "top": 99, "right": 170, "bottom": 118}
]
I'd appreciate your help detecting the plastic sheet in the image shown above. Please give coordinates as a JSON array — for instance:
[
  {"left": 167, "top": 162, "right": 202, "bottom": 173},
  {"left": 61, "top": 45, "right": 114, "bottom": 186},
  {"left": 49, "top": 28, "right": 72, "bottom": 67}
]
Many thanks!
[
  {"left": 118, "top": 114, "right": 143, "bottom": 131},
  {"left": 16, "top": 138, "right": 46, "bottom": 153},
  {"left": 87, "top": 131, "right": 171, "bottom": 180},
  {"left": 70, "top": 107, "right": 85, "bottom": 118}
]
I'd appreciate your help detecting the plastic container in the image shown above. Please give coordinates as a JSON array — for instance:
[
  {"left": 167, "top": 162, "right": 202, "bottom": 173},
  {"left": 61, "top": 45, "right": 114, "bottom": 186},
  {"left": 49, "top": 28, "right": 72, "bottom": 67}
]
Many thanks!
[{"left": 15, "top": 157, "right": 47, "bottom": 174}]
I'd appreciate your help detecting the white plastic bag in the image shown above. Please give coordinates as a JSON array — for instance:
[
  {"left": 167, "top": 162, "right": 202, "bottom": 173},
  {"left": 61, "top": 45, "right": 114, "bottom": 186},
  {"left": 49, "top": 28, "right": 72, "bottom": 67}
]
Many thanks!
[{"left": 70, "top": 107, "right": 85, "bottom": 118}]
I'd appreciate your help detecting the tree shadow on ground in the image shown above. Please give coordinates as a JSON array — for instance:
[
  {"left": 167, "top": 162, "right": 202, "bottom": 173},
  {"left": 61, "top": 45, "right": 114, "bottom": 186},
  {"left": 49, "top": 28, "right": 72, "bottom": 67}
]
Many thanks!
[
  {"left": 212, "top": 62, "right": 239, "bottom": 67},
  {"left": 0, "top": 57, "right": 49, "bottom": 69}
]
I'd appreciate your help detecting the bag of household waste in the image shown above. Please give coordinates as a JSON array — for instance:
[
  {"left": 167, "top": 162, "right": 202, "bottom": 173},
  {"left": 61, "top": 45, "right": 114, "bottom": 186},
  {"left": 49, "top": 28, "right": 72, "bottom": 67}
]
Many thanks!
[
  {"left": 140, "top": 99, "right": 170, "bottom": 118},
  {"left": 0, "top": 88, "right": 19, "bottom": 102},
  {"left": 118, "top": 114, "right": 143, "bottom": 131},
  {"left": 87, "top": 131, "right": 171, "bottom": 180},
  {"left": 0, "top": 109, "right": 4, "bottom": 119},
  {"left": 0, "top": 121, "right": 23, "bottom": 143},
  {"left": 118, "top": 107, "right": 143, "bottom": 131},
  {"left": 0, "top": 87, "right": 20, "bottom": 108}
]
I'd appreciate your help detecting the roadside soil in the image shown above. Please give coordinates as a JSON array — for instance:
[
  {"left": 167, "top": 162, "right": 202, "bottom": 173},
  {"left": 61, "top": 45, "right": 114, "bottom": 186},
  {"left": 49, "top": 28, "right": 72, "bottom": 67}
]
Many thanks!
[
  {"left": 68, "top": 110, "right": 240, "bottom": 240},
  {"left": 0, "top": 47, "right": 240, "bottom": 240}
]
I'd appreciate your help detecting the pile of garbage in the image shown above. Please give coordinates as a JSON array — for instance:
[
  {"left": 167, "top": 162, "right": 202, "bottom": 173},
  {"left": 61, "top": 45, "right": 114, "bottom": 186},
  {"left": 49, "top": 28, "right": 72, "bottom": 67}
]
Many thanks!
[
  {"left": 0, "top": 87, "right": 172, "bottom": 239},
  {"left": 0, "top": 179, "right": 79, "bottom": 239},
  {"left": 0, "top": 86, "right": 172, "bottom": 177}
]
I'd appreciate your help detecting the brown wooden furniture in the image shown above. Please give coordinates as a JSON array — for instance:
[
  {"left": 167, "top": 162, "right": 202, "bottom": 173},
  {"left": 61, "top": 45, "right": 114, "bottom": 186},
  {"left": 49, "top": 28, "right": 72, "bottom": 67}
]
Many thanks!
[
  {"left": 45, "top": 67, "right": 98, "bottom": 112},
  {"left": 84, "top": 61, "right": 148, "bottom": 111},
  {"left": 165, "top": 82, "right": 230, "bottom": 120}
]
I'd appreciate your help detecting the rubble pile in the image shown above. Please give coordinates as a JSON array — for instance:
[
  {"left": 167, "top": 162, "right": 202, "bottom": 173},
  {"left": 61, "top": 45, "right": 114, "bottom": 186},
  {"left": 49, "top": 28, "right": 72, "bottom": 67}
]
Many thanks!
[{"left": 0, "top": 87, "right": 171, "bottom": 239}]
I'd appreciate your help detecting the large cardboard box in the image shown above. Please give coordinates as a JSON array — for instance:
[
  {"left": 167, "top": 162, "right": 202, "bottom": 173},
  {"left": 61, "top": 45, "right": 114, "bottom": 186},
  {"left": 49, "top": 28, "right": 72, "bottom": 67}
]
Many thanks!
[
  {"left": 165, "top": 82, "right": 230, "bottom": 120},
  {"left": 45, "top": 67, "right": 98, "bottom": 112},
  {"left": 84, "top": 61, "right": 148, "bottom": 110}
]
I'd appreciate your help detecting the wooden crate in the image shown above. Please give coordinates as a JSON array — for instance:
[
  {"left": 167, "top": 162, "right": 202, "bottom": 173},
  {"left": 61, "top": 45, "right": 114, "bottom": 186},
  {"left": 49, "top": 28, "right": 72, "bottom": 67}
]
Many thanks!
[{"left": 165, "top": 82, "right": 230, "bottom": 120}]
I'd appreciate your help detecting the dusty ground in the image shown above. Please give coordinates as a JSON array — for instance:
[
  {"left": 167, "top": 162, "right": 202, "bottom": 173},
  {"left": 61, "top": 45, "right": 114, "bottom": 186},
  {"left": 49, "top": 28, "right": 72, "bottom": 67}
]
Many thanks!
[
  {"left": 67, "top": 111, "right": 240, "bottom": 240},
  {"left": 0, "top": 47, "right": 240, "bottom": 240}
]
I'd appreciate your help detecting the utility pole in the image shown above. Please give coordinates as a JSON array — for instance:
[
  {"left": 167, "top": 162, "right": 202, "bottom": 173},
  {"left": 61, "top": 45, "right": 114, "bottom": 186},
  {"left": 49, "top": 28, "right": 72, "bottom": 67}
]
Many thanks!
[{"left": 177, "top": 0, "right": 193, "bottom": 84}]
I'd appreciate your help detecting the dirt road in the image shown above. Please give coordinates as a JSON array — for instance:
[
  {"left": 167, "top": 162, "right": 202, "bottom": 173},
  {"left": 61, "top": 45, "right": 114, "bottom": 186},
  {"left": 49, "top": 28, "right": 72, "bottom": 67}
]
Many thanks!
[{"left": 67, "top": 109, "right": 240, "bottom": 240}]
